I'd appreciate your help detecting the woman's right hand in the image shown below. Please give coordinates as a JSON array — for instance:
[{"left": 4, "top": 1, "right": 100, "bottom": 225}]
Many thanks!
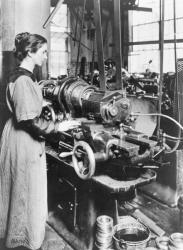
[{"left": 57, "top": 120, "right": 81, "bottom": 132}]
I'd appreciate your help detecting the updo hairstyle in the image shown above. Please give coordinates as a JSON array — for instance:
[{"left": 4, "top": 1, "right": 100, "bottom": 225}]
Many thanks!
[{"left": 13, "top": 32, "right": 47, "bottom": 61}]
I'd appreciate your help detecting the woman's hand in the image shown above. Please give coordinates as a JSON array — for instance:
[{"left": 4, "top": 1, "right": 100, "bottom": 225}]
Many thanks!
[{"left": 57, "top": 120, "right": 81, "bottom": 132}]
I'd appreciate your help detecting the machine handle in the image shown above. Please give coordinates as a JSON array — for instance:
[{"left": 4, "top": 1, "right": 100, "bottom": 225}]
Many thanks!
[
  {"left": 59, "top": 151, "right": 73, "bottom": 158},
  {"left": 72, "top": 141, "right": 96, "bottom": 180}
]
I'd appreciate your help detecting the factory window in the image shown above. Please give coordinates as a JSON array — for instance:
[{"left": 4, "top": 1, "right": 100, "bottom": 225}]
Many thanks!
[
  {"left": 50, "top": 4, "right": 70, "bottom": 78},
  {"left": 128, "top": 0, "right": 183, "bottom": 73}
]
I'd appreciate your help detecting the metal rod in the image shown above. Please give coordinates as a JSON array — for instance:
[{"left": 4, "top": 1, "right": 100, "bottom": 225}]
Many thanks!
[
  {"left": 170, "top": 0, "right": 181, "bottom": 152},
  {"left": 159, "top": 0, "right": 162, "bottom": 50},
  {"left": 75, "top": 0, "right": 87, "bottom": 77},
  {"left": 173, "top": 0, "right": 178, "bottom": 103},
  {"left": 114, "top": 0, "right": 122, "bottom": 90},
  {"left": 115, "top": 199, "right": 119, "bottom": 224},
  {"left": 122, "top": 6, "right": 152, "bottom": 12},
  {"left": 91, "top": 33, "right": 96, "bottom": 85},
  {"left": 128, "top": 38, "right": 183, "bottom": 46},
  {"left": 73, "top": 187, "right": 77, "bottom": 228},
  {"left": 43, "top": 0, "right": 64, "bottom": 29},
  {"left": 93, "top": 0, "right": 106, "bottom": 91},
  {"left": 73, "top": 2, "right": 79, "bottom": 47},
  {"left": 157, "top": 0, "right": 165, "bottom": 138}
]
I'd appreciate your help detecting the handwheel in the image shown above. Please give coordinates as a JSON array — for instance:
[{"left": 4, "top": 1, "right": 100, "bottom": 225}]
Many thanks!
[{"left": 72, "top": 141, "right": 95, "bottom": 180}]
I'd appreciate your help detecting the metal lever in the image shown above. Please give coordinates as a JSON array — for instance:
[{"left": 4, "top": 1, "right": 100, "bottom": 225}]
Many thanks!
[
  {"left": 152, "top": 147, "right": 165, "bottom": 159},
  {"left": 59, "top": 151, "right": 73, "bottom": 158}
]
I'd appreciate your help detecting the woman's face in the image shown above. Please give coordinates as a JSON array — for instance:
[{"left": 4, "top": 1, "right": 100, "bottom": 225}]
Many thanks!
[{"left": 30, "top": 43, "right": 48, "bottom": 66}]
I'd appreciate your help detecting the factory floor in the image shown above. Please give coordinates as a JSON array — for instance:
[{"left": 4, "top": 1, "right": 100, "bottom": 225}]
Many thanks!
[
  {"left": 0, "top": 187, "right": 179, "bottom": 250},
  {"left": 46, "top": 161, "right": 180, "bottom": 250},
  {"left": 41, "top": 223, "right": 74, "bottom": 250},
  {"left": 0, "top": 164, "right": 179, "bottom": 250},
  {"left": 2, "top": 190, "right": 178, "bottom": 250},
  {"left": 47, "top": 193, "right": 179, "bottom": 250},
  {"left": 0, "top": 223, "right": 74, "bottom": 250}
]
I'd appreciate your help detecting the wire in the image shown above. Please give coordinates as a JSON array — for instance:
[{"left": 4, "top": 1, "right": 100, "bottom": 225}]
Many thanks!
[
  {"left": 164, "top": 134, "right": 183, "bottom": 141},
  {"left": 153, "top": 134, "right": 183, "bottom": 141},
  {"left": 131, "top": 112, "right": 183, "bottom": 153},
  {"left": 172, "top": 0, "right": 181, "bottom": 153},
  {"left": 131, "top": 112, "right": 183, "bottom": 132}
]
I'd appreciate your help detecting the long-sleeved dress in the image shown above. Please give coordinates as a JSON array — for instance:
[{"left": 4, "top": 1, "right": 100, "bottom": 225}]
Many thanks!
[{"left": 0, "top": 68, "right": 55, "bottom": 249}]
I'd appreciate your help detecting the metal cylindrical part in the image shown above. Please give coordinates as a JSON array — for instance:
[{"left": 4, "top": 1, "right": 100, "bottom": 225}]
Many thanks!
[
  {"left": 178, "top": 195, "right": 183, "bottom": 233},
  {"left": 64, "top": 79, "right": 95, "bottom": 108},
  {"left": 95, "top": 215, "right": 114, "bottom": 249},
  {"left": 62, "top": 78, "right": 96, "bottom": 116},
  {"left": 170, "top": 232, "right": 183, "bottom": 249}
]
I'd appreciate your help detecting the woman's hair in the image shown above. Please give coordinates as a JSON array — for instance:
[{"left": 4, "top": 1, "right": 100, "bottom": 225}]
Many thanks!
[{"left": 13, "top": 32, "right": 47, "bottom": 61}]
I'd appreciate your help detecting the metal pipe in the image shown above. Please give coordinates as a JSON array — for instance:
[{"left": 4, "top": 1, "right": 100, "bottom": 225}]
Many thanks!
[
  {"left": 91, "top": 34, "right": 96, "bottom": 85},
  {"left": 159, "top": 0, "right": 162, "bottom": 51},
  {"left": 73, "top": 2, "right": 79, "bottom": 47},
  {"left": 75, "top": 0, "right": 87, "bottom": 77},
  {"left": 73, "top": 187, "right": 78, "bottom": 229},
  {"left": 114, "top": 0, "right": 123, "bottom": 90},
  {"left": 167, "top": 0, "right": 181, "bottom": 153},
  {"left": 93, "top": 0, "right": 106, "bottom": 91},
  {"left": 157, "top": 0, "right": 165, "bottom": 139}
]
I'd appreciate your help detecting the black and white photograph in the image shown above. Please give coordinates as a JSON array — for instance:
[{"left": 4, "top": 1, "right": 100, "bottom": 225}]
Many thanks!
[{"left": 0, "top": 0, "right": 183, "bottom": 250}]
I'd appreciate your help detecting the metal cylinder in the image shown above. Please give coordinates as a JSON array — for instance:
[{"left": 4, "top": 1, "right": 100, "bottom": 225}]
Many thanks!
[
  {"left": 62, "top": 78, "right": 96, "bottom": 116},
  {"left": 95, "top": 215, "right": 114, "bottom": 249},
  {"left": 169, "top": 232, "right": 183, "bottom": 249},
  {"left": 178, "top": 195, "right": 183, "bottom": 233}
]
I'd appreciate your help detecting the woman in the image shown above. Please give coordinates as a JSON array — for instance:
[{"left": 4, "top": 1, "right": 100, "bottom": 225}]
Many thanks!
[{"left": 0, "top": 32, "right": 80, "bottom": 250}]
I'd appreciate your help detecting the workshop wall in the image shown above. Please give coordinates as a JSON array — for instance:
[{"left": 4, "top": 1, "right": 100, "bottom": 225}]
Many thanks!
[{"left": 0, "top": 0, "right": 50, "bottom": 136}]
